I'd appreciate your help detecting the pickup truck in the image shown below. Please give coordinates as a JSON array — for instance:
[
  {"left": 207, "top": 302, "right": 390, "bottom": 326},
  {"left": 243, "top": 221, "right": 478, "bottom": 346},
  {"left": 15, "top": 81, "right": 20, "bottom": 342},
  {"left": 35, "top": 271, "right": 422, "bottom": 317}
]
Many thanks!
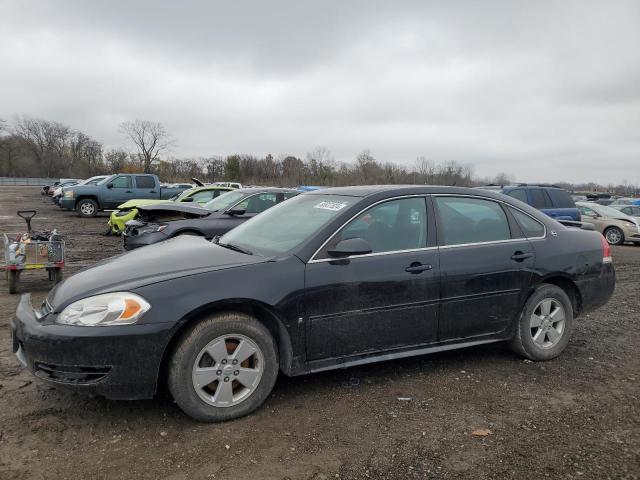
[{"left": 59, "top": 174, "right": 189, "bottom": 217}]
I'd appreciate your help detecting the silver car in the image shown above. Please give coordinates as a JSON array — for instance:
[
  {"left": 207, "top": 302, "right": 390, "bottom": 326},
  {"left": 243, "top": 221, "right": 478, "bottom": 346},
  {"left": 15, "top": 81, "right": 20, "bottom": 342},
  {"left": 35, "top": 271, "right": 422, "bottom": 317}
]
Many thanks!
[{"left": 576, "top": 202, "right": 640, "bottom": 245}]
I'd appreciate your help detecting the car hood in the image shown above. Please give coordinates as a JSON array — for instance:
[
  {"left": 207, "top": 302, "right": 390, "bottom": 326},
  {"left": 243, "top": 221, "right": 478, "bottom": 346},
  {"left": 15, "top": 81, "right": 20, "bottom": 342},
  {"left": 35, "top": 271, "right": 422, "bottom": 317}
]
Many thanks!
[
  {"left": 48, "top": 236, "right": 268, "bottom": 310},
  {"left": 117, "top": 199, "right": 173, "bottom": 210},
  {"left": 137, "top": 203, "right": 211, "bottom": 216}
]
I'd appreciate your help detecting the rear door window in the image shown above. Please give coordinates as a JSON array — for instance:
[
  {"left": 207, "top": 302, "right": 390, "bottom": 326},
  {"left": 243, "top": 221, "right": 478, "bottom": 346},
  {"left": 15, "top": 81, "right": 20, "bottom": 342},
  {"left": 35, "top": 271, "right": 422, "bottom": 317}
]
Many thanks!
[
  {"left": 135, "top": 176, "right": 156, "bottom": 189},
  {"left": 506, "top": 189, "right": 528, "bottom": 203},
  {"left": 547, "top": 189, "right": 575, "bottom": 208},
  {"left": 435, "top": 197, "right": 511, "bottom": 246},
  {"left": 529, "top": 189, "right": 553, "bottom": 209}
]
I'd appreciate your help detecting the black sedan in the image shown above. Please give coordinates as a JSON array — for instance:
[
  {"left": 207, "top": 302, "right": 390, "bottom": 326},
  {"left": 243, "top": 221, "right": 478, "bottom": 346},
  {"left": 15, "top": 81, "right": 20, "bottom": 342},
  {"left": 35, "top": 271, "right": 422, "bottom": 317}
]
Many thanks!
[
  {"left": 122, "top": 187, "right": 299, "bottom": 250},
  {"left": 12, "top": 186, "right": 615, "bottom": 422}
]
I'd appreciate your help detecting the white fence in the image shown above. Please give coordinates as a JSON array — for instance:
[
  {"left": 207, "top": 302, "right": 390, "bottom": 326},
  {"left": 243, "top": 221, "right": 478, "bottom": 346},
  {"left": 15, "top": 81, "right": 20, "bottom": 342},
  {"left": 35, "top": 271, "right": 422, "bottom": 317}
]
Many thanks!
[{"left": 0, "top": 177, "right": 58, "bottom": 186}]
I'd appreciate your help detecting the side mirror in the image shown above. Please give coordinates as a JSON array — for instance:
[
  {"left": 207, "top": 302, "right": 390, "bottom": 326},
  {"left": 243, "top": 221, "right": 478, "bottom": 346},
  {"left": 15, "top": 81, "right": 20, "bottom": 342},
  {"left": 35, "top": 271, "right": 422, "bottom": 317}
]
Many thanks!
[
  {"left": 226, "top": 208, "right": 246, "bottom": 216},
  {"left": 327, "top": 237, "right": 373, "bottom": 258},
  {"left": 182, "top": 197, "right": 194, "bottom": 202},
  {"left": 106, "top": 183, "right": 114, "bottom": 189}
]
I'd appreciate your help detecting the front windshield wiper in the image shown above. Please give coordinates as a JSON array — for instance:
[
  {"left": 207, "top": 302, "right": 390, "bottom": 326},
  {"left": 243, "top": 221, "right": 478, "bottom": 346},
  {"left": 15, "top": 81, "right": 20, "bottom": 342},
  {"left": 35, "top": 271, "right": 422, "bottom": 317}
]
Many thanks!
[{"left": 217, "top": 241, "right": 253, "bottom": 255}]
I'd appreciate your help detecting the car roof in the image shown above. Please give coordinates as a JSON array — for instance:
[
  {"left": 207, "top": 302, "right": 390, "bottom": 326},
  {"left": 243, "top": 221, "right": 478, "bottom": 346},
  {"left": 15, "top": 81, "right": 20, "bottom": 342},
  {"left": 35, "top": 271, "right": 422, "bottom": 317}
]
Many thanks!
[
  {"left": 304, "top": 185, "right": 507, "bottom": 198},
  {"left": 235, "top": 187, "right": 298, "bottom": 194}
]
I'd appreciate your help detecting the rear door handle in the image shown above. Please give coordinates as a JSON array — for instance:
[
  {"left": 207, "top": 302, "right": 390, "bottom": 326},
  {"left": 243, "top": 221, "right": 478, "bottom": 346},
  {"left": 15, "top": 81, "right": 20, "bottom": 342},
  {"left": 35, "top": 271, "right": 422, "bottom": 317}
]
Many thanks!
[
  {"left": 511, "top": 251, "right": 533, "bottom": 262},
  {"left": 150, "top": 190, "right": 157, "bottom": 193},
  {"left": 125, "top": 190, "right": 133, "bottom": 193},
  {"left": 405, "top": 262, "right": 433, "bottom": 274}
]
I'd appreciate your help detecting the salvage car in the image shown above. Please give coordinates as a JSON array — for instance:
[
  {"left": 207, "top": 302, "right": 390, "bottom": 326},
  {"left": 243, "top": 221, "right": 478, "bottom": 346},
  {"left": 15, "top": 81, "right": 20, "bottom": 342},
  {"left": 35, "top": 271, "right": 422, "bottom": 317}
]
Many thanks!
[
  {"left": 576, "top": 201, "right": 640, "bottom": 245},
  {"left": 610, "top": 204, "right": 640, "bottom": 222},
  {"left": 122, "top": 187, "right": 298, "bottom": 250},
  {"left": 12, "top": 186, "right": 615, "bottom": 422},
  {"left": 107, "top": 185, "right": 235, "bottom": 235}
]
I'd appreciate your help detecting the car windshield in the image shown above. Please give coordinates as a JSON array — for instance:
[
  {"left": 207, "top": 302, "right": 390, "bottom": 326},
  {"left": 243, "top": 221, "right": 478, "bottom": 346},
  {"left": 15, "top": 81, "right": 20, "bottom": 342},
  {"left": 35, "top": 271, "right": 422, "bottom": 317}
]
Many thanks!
[
  {"left": 97, "top": 175, "right": 116, "bottom": 185},
  {"left": 219, "top": 194, "right": 357, "bottom": 256},
  {"left": 594, "top": 204, "right": 633, "bottom": 219},
  {"left": 203, "top": 191, "right": 247, "bottom": 211},
  {"left": 175, "top": 188, "right": 197, "bottom": 201}
]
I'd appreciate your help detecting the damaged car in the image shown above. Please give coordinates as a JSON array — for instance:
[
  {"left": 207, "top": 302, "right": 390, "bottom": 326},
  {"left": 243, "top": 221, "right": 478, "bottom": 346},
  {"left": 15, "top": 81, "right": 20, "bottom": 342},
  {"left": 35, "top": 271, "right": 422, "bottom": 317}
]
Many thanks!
[
  {"left": 12, "top": 186, "right": 615, "bottom": 422},
  {"left": 122, "top": 187, "right": 298, "bottom": 250}
]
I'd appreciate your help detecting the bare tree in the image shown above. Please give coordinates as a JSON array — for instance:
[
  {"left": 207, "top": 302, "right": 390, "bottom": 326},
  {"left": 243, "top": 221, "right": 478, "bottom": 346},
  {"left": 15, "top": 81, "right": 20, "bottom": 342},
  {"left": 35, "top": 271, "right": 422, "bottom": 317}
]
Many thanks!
[
  {"left": 119, "top": 120, "right": 173, "bottom": 173},
  {"left": 104, "top": 148, "right": 129, "bottom": 172},
  {"left": 13, "top": 115, "right": 71, "bottom": 177}
]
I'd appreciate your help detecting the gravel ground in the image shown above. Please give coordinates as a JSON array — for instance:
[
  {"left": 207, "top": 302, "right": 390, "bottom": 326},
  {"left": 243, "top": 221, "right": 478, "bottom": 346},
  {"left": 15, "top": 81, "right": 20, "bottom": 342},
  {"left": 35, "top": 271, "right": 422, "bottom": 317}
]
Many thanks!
[{"left": 0, "top": 186, "right": 638, "bottom": 480}]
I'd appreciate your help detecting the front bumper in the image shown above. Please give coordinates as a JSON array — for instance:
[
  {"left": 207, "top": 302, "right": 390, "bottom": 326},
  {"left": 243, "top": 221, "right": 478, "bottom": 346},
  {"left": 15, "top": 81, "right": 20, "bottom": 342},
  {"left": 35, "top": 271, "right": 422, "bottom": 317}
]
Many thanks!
[
  {"left": 59, "top": 198, "right": 76, "bottom": 210},
  {"left": 622, "top": 225, "right": 640, "bottom": 243},
  {"left": 109, "top": 210, "right": 138, "bottom": 234},
  {"left": 122, "top": 230, "right": 168, "bottom": 251},
  {"left": 10, "top": 294, "right": 175, "bottom": 400}
]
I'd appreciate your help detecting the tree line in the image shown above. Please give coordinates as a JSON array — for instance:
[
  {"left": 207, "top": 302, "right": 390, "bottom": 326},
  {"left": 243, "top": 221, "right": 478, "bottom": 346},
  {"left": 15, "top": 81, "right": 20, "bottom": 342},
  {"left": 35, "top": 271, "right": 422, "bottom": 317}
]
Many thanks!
[{"left": 0, "top": 115, "right": 636, "bottom": 194}]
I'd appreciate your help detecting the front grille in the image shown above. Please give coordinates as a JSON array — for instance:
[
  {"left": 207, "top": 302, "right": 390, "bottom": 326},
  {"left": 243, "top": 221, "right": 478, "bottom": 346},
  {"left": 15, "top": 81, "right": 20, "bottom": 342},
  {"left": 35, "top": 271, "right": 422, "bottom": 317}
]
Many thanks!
[{"left": 34, "top": 362, "right": 111, "bottom": 385}]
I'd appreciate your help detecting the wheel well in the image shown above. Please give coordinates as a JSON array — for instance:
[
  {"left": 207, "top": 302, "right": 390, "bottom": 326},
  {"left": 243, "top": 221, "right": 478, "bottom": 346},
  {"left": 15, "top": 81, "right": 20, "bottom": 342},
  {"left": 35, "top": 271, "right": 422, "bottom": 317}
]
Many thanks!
[
  {"left": 541, "top": 276, "right": 582, "bottom": 317},
  {"left": 172, "top": 229, "right": 204, "bottom": 237},
  {"left": 76, "top": 196, "right": 99, "bottom": 208},
  {"left": 157, "top": 301, "right": 293, "bottom": 393}
]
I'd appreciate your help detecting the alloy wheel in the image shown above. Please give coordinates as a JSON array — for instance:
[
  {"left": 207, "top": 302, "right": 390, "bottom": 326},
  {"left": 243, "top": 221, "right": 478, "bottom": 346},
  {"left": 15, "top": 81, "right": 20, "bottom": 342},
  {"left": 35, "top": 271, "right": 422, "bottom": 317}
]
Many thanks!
[
  {"left": 529, "top": 298, "right": 566, "bottom": 349},
  {"left": 605, "top": 228, "right": 622, "bottom": 245},
  {"left": 81, "top": 203, "right": 95, "bottom": 215},
  {"left": 191, "top": 334, "right": 264, "bottom": 407}
]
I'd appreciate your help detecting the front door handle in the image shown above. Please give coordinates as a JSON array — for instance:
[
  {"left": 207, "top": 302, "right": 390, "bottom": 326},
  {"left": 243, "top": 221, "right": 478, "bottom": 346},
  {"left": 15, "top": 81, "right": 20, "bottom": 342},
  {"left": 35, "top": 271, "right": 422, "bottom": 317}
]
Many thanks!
[
  {"left": 511, "top": 251, "right": 533, "bottom": 262},
  {"left": 405, "top": 262, "right": 433, "bottom": 274},
  {"left": 150, "top": 190, "right": 157, "bottom": 193},
  {"left": 126, "top": 190, "right": 133, "bottom": 193}
]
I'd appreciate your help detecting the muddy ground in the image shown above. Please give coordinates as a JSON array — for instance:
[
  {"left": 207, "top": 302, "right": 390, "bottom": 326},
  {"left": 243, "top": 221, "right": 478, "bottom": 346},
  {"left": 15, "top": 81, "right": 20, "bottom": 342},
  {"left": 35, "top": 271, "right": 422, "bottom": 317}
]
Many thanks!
[{"left": 0, "top": 186, "right": 638, "bottom": 480}]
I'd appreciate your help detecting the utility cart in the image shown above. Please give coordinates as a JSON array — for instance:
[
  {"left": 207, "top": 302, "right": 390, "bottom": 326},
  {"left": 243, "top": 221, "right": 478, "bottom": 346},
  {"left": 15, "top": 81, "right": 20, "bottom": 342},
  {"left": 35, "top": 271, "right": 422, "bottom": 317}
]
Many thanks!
[{"left": 3, "top": 210, "right": 65, "bottom": 294}]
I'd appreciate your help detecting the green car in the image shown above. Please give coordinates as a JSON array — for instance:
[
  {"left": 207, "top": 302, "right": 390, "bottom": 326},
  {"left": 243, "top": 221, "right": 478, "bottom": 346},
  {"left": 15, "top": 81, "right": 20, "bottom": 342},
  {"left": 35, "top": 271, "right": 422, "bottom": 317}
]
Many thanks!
[{"left": 107, "top": 185, "right": 235, "bottom": 235}]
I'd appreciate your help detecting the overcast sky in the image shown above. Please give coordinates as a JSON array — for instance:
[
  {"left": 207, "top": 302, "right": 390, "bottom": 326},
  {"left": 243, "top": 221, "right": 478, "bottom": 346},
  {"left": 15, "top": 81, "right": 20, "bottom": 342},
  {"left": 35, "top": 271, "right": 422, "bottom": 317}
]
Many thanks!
[{"left": 1, "top": 1, "right": 639, "bottom": 184}]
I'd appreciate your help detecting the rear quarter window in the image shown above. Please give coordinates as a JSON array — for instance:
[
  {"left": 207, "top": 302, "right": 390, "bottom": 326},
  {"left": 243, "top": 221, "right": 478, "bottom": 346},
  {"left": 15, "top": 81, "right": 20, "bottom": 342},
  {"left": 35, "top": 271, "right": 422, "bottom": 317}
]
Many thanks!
[
  {"left": 509, "top": 207, "right": 545, "bottom": 238},
  {"left": 547, "top": 189, "right": 575, "bottom": 208}
]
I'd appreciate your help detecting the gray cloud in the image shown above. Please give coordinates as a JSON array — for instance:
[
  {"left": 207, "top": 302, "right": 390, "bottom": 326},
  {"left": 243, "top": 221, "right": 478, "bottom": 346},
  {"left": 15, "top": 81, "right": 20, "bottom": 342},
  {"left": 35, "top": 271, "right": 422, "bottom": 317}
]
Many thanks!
[{"left": 1, "top": 0, "right": 639, "bottom": 184}]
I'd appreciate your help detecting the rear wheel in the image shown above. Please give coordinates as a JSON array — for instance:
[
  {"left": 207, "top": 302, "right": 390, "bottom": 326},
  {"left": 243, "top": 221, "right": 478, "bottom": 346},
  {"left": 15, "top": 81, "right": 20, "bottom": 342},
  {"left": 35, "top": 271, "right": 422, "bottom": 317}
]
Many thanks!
[
  {"left": 168, "top": 312, "right": 279, "bottom": 422},
  {"left": 509, "top": 284, "right": 573, "bottom": 361},
  {"left": 77, "top": 199, "right": 98, "bottom": 218},
  {"left": 604, "top": 226, "right": 624, "bottom": 245}
]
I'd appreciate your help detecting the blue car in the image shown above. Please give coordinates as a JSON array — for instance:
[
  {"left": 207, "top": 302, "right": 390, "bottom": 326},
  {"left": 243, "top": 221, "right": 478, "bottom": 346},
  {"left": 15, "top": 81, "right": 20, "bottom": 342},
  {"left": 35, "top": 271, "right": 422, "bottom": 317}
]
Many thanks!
[{"left": 477, "top": 184, "right": 580, "bottom": 221}]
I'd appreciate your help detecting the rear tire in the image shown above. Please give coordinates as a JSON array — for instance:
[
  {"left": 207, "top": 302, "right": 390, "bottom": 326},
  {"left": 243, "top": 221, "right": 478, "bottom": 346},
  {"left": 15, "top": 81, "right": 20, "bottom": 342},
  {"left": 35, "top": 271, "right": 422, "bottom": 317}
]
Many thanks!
[
  {"left": 168, "top": 312, "right": 279, "bottom": 422},
  {"left": 604, "top": 226, "right": 624, "bottom": 245},
  {"left": 509, "top": 284, "right": 573, "bottom": 361},
  {"left": 76, "top": 199, "right": 98, "bottom": 218}
]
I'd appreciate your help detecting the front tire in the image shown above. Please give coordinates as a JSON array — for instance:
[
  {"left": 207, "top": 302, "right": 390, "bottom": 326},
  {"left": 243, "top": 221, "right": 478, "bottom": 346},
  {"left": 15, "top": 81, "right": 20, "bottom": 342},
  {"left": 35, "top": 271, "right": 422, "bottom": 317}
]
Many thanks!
[
  {"left": 76, "top": 199, "right": 98, "bottom": 218},
  {"left": 604, "top": 226, "right": 624, "bottom": 245},
  {"left": 509, "top": 284, "right": 573, "bottom": 361},
  {"left": 168, "top": 312, "right": 279, "bottom": 422}
]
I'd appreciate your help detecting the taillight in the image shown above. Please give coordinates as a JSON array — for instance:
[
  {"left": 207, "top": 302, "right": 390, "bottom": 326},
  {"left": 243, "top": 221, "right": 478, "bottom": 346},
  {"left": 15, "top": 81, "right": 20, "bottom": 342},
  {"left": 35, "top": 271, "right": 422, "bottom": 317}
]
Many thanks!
[{"left": 600, "top": 234, "right": 612, "bottom": 263}]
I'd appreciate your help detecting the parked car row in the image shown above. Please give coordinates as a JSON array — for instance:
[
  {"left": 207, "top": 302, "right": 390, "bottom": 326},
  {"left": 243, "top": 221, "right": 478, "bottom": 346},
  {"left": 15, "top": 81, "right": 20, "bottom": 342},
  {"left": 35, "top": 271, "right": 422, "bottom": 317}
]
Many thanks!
[{"left": 12, "top": 184, "right": 616, "bottom": 422}]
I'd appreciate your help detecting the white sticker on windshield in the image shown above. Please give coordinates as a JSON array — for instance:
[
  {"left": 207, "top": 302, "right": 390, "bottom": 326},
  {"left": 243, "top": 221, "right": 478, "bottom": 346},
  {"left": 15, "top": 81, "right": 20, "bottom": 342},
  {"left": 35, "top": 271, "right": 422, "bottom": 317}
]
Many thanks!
[{"left": 314, "top": 201, "right": 348, "bottom": 211}]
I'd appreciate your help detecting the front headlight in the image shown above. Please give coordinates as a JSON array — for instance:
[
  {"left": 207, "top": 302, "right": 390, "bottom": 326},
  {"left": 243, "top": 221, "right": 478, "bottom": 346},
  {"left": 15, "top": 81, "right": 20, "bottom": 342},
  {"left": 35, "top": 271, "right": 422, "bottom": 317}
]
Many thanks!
[
  {"left": 64, "top": 190, "right": 74, "bottom": 198},
  {"left": 56, "top": 292, "right": 151, "bottom": 326}
]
